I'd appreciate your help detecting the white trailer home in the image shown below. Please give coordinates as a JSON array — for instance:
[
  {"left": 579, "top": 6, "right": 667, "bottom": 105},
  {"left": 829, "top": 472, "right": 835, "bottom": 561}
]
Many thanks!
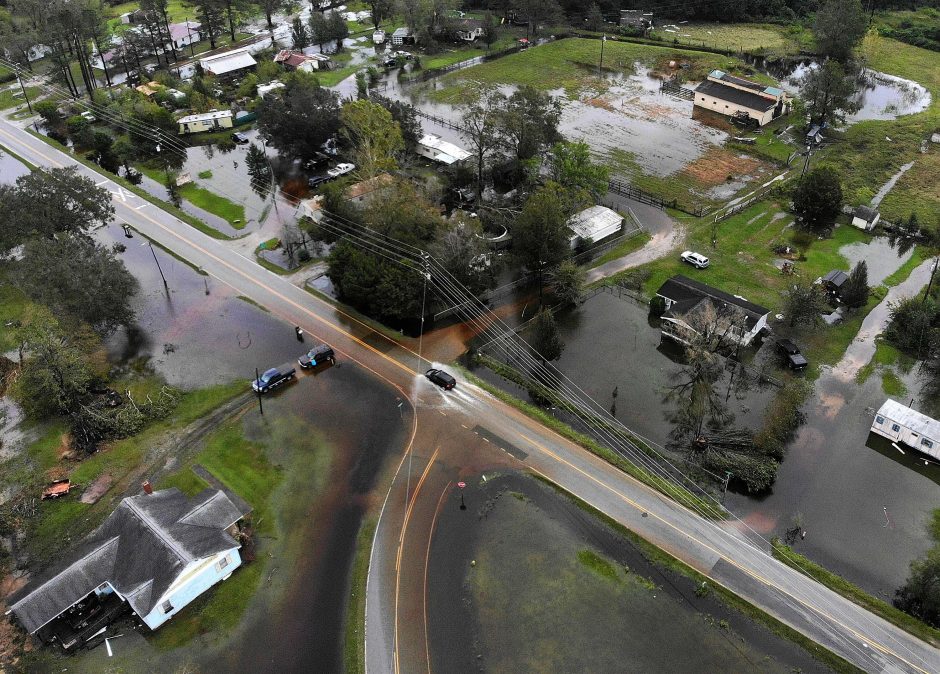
[{"left": 871, "top": 399, "right": 940, "bottom": 460}]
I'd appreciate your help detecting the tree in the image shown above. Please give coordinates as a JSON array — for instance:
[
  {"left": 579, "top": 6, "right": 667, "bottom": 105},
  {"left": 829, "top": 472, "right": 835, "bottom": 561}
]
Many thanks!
[
  {"left": 885, "top": 296, "right": 938, "bottom": 358},
  {"left": 481, "top": 11, "right": 499, "bottom": 51},
  {"left": 498, "top": 85, "right": 561, "bottom": 161},
  {"left": 367, "top": 0, "right": 394, "bottom": 30},
  {"left": 291, "top": 15, "right": 310, "bottom": 49},
  {"left": 193, "top": 0, "right": 226, "bottom": 50},
  {"left": 257, "top": 73, "right": 341, "bottom": 160},
  {"left": 511, "top": 0, "right": 563, "bottom": 38},
  {"left": 12, "top": 309, "right": 96, "bottom": 420},
  {"left": 841, "top": 259, "right": 870, "bottom": 308},
  {"left": 327, "top": 9, "right": 349, "bottom": 51},
  {"left": 792, "top": 166, "right": 843, "bottom": 229},
  {"left": 815, "top": 0, "right": 868, "bottom": 62},
  {"left": 895, "top": 548, "right": 940, "bottom": 628},
  {"left": 783, "top": 278, "right": 829, "bottom": 328},
  {"left": 460, "top": 86, "right": 506, "bottom": 202},
  {"left": 370, "top": 94, "right": 422, "bottom": 149},
  {"left": 800, "top": 59, "right": 860, "bottom": 127},
  {"left": 308, "top": 11, "right": 328, "bottom": 49},
  {"left": 530, "top": 308, "right": 563, "bottom": 361},
  {"left": 246, "top": 143, "right": 273, "bottom": 199},
  {"left": 547, "top": 260, "right": 585, "bottom": 306},
  {"left": 549, "top": 141, "right": 610, "bottom": 203},
  {"left": 585, "top": 2, "right": 604, "bottom": 31},
  {"left": 0, "top": 167, "right": 114, "bottom": 252},
  {"left": 430, "top": 218, "right": 492, "bottom": 297},
  {"left": 258, "top": 0, "right": 284, "bottom": 30},
  {"left": 340, "top": 99, "right": 403, "bottom": 178},
  {"left": 14, "top": 234, "right": 139, "bottom": 335},
  {"left": 512, "top": 182, "right": 573, "bottom": 301}
]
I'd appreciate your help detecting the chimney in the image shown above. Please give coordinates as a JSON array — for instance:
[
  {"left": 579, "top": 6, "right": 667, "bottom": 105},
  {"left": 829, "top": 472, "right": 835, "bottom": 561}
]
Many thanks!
[{"left": 142, "top": 480, "right": 153, "bottom": 495}]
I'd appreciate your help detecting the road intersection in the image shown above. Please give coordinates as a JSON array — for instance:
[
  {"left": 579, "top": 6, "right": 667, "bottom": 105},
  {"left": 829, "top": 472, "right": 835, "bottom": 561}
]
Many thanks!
[{"left": 1, "top": 118, "right": 937, "bottom": 674}]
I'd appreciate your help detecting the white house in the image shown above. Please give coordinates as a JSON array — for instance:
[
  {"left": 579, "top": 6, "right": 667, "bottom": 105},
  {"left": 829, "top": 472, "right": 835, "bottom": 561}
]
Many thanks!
[
  {"left": 200, "top": 47, "right": 257, "bottom": 77},
  {"left": 177, "top": 109, "right": 233, "bottom": 134},
  {"left": 167, "top": 21, "right": 201, "bottom": 51},
  {"left": 5, "top": 488, "right": 250, "bottom": 648},
  {"left": 416, "top": 134, "right": 471, "bottom": 165},
  {"left": 693, "top": 70, "right": 789, "bottom": 127},
  {"left": 567, "top": 205, "right": 624, "bottom": 249},
  {"left": 871, "top": 399, "right": 940, "bottom": 459},
  {"left": 655, "top": 275, "right": 770, "bottom": 347},
  {"left": 257, "top": 81, "right": 286, "bottom": 99},
  {"left": 453, "top": 18, "right": 485, "bottom": 42},
  {"left": 851, "top": 205, "right": 880, "bottom": 231}
]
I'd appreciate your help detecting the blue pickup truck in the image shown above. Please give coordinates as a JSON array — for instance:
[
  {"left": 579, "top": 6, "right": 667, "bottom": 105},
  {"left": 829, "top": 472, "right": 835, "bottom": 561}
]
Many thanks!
[{"left": 252, "top": 365, "right": 296, "bottom": 394}]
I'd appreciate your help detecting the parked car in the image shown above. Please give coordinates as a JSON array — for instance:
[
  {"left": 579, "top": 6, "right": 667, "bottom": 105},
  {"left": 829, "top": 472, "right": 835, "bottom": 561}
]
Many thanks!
[
  {"left": 327, "top": 162, "right": 356, "bottom": 179},
  {"left": 231, "top": 131, "right": 250, "bottom": 144},
  {"left": 308, "top": 174, "right": 329, "bottom": 188},
  {"left": 252, "top": 365, "right": 296, "bottom": 393},
  {"left": 298, "top": 344, "right": 336, "bottom": 369},
  {"left": 425, "top": 368, "right": 456, "bottom": 390},
  {"left": 776, "top": 339, "right": 808, "bottom": 371},
  {"left": 302, "top": 152, "right": 331, "bottom": 170},
  {"left": 80, "top": 111, "right": 96, "bottom": 122},
  {"left": 680, "top": 250, "right": 710, "bottom": 269}
]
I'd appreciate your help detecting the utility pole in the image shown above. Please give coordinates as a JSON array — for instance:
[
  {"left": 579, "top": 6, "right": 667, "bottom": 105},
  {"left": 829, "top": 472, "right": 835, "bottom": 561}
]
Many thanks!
[
  {"left": 598, "top": 35, "right": 606, "bottom": 78},
  {"left": 417, "top": 252, "right": 430, "bottom": 372},
  {"left": 800, "top": 145, "right": 812, "bottom": 181},
  {"left": 16, "top": 74, "right": 32, "bottom": 115},
  {"left": 147, "top": 240, "right": 169, "bottom": 291},
  {"left": 255, "top": 367, "right": 264, "bottom": 415}
]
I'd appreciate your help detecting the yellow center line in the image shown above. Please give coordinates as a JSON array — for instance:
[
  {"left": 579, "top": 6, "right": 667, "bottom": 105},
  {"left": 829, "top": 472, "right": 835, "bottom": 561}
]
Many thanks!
[{"left": 516, "top": 432, "right": 928, "bottom": 674}]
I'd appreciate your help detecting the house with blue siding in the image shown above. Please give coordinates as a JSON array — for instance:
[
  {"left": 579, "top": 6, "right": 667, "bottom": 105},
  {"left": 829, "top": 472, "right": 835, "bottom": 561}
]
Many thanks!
[{"left": 5, "top": 487, "right": 250, "bottom": 649}]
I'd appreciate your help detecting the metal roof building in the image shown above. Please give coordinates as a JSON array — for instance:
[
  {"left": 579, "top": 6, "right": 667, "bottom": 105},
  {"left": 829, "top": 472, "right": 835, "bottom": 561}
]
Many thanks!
[
  {"left": 200, "top": 47, "right": 257, "bottom": 76},
  {"left": 871, "top": 399, "right": 940, "bottom": 459},
  {"left": 567, "top": 205, "right": 624, "bottom": 249}
]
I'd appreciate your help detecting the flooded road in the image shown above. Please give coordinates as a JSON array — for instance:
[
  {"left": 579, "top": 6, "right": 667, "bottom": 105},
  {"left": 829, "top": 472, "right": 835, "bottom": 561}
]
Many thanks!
[{"left": 0, "top": 147, "right": 29, "bottom": 184}]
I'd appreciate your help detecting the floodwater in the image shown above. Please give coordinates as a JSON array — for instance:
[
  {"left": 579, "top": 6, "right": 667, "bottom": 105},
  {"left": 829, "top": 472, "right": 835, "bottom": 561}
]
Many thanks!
[
  {"left": 0, "top": 148, "right": 30, "bottom": 184},
  {"left": 838, "top": 234, "right": 914, "bottom": 286},
  {"left": 428, "top": 472, "right": 828, "bottom": 673},
  {"left": 780, "top": 64, "right": 931, "bottom": 124}
]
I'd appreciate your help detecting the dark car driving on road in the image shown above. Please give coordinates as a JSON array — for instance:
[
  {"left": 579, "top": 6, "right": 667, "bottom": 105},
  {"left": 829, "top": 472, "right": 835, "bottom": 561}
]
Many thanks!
[
  {"left": 252, "top": 365, "right": 297, "bottom": 393},
  {"left": 298, "top": 344, "right": 336, "bottom": 369},
  {"left": 425, "top": 368, "right": 456, "bottom": 390}
]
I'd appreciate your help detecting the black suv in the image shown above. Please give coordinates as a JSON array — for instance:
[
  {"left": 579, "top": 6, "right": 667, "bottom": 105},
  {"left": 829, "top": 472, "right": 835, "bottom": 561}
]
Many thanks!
[
  {"left": 776, "top": 339, "right": 808, "bottom": 371},
  {"left": 298, "top": 344, "right": 336, "bottom": 369},
  {"left": 252, "top": 365, "right": 297, "bottom": 393},
  {"left": 231, "top": 131, "right": 250, "bottom": 144},
  {"left": 425, "top": 368, "right": 456, "bottom": 390}
]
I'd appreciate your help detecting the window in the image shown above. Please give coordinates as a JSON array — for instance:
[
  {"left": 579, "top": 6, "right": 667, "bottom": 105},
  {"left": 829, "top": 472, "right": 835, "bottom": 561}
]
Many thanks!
[
  {"left": 922, "top": 438, "right": 934, "bottom": 449},
  {"left": 216, "top": 554, "right": 230, "bottom": 573},
  {"left": 875, "top": 416, "right": 885, "bottom": 425},
  {"left": 892, "top": 424, "right": 901, "bottom": 432},
  {"left": 162, "top": 600, "right": 173, "bottom": 614}
]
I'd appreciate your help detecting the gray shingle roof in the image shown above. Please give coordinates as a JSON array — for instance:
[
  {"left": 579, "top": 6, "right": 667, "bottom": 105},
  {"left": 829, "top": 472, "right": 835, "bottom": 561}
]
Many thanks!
[
  {"left": 694, "top": 80, "right": 776, "bottom": 113},
  {"left": 656, "top": 275, "right": 769, "bottom": 331},
  {"left": 854, "top": 205, "right": 879, "bottom": 223},
  {"left": 8, "top": 488, "right": 249, "bottom": 634}
]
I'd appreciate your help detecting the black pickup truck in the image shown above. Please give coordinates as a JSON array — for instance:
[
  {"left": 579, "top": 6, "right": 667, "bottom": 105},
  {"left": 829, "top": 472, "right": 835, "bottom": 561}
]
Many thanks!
[{"left": 252, "top": 365, "right": 296, "bottom": 393}]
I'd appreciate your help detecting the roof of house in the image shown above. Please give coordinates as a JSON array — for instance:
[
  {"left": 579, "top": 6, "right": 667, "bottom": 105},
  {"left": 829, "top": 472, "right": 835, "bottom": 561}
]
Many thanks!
[
  {"left": 454, "top": 18, "right": 484, "bottom": 29},
  {"left": 177, "top": 109, "right": 233, "bottom": 124},
  {"left": 273, "top": 49, "right": 325, "bottom": 68},
  {"left": 822, "top": 270, "right": 850, "bottom": 287},
  {"left": 708, "top": 70, "right": 784, "bottom": 98},
  {"left": 392, "top": 27, "right": 413, "bottom": 37},
  {"left": 656, "top": 275, "right": 769, "bottom": 330},
  {"left": 694, "top": 79, "right": 777, "bottom": 112},
  {"left": 568, "top": 205, "right": 624, "bottom": 242},
  {"left": 853, "top": 205, "right": 879, "bottom": 223},
  {"left": 8, "top": 488, "right": 249, "bottom": 634},
  {"left": 136, "top": 81, "right": 163, "bottom": 97},
  {"left": 168, "top": 21, "right": 200, "bottom": 41},
  {"left": 877, "top": 399, "right": 940, "bottom": 440},
  {"left": 345, "top": 173, "right": 394, "bottom": 200},
  {"left": 417, "top": 134, "right": 471, "bottom": 164},
  {"left": 200, "top": 48, "right": 257, "bottom": 75}
]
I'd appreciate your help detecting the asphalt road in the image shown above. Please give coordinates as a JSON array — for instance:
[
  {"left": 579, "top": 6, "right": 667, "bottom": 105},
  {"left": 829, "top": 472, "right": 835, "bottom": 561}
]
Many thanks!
[{"left": 2, "top": 118, "right": 938, "bottom": 674}]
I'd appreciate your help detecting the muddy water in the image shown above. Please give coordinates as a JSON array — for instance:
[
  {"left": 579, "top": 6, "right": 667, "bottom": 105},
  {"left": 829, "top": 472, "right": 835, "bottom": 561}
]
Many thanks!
[
  {"left": 839, "top": 235, "right": 914, "bottom": 287},
  {"left": 428, "top": 472, "right": 827, "bottom": 673}
]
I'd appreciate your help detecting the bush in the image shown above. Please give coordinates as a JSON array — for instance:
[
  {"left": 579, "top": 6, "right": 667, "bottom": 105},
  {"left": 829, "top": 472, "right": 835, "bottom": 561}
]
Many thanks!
[
  {"left": 649, "top": 295, "right": 666, "bottom": 317},
  {"left": 754, "top": 380, "right": 811, "bottom": 460}
]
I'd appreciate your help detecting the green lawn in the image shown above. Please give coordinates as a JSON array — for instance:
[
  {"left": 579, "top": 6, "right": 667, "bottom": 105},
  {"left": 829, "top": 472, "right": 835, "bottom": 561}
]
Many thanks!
[
  {"left": 587, "top": 231, "right": 652, "bottom": 269},
  {"left": 0, "top": 85, "right": 40, "bottom": 111},
  {"left": 426, "top": 37, "right": 771, "bottom": 103},
  {"left": 0, "top": 276, "right": 32, "bottom": 353},
  {"left": 137, "top": 163, "right": 246, "bottom": 228},
  {"left": 647, "top": 22, "right": 812, "bottom": 56},
  {"left": 824, "top": 34, "right": 940, "bottom": 224}
]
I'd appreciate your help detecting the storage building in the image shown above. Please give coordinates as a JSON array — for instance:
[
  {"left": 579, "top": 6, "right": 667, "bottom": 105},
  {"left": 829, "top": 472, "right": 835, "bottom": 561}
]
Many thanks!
[
  {"left": 693, "top": 70, "right": 789, "bottom": 127},
  {"left": 871, "top": 399, "right": 940, "bottom": 460}
]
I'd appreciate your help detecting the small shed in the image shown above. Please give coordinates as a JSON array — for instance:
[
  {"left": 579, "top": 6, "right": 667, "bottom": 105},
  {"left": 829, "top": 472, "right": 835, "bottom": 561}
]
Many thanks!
[
  {"left": 851, "top": 205, "right": 880, "bottom": 231},
  {"left": 871, "top": 399, "right": 940, "bottom": 459},
  {"left": 821, "top": 270, "right": 849, "bottom": 296},
  {"left": 416, "top": 134, "right": 471, "bottom": 165},
  {"left": 567, "top": 205, "right": 624, "bottom": 249},
  {"left": 391, "top": 27, "right": 416, "bottom": 46}
]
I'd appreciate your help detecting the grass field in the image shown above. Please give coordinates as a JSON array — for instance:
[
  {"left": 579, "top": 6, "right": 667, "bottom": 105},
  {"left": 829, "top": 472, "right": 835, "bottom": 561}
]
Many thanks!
[
  {"left": 648, "top": 22, "right": 812, "bottom": 56},
  {"left": 0, "top": 85, "right": 40, "bottom": 111},
  {"left": 587, "top": 231, "right": 652, "bottom": 269},
  {"left": 827, "top": 34, "right": 940, "bottom": 224},
  {"left": 138, "top": 163, "right": 246, "bottom": 228},
  {"left": 0, "top": 275, "right": 32, "bottom": 353},
  {"left": 426, "top": 37, "right": 770, "bottom": 103}
]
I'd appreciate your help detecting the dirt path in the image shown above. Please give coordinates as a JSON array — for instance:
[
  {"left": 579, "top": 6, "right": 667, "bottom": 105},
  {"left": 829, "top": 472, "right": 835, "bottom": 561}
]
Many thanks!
[{"left": 586, "top": 222, "right": 684, "bottom": 283}]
